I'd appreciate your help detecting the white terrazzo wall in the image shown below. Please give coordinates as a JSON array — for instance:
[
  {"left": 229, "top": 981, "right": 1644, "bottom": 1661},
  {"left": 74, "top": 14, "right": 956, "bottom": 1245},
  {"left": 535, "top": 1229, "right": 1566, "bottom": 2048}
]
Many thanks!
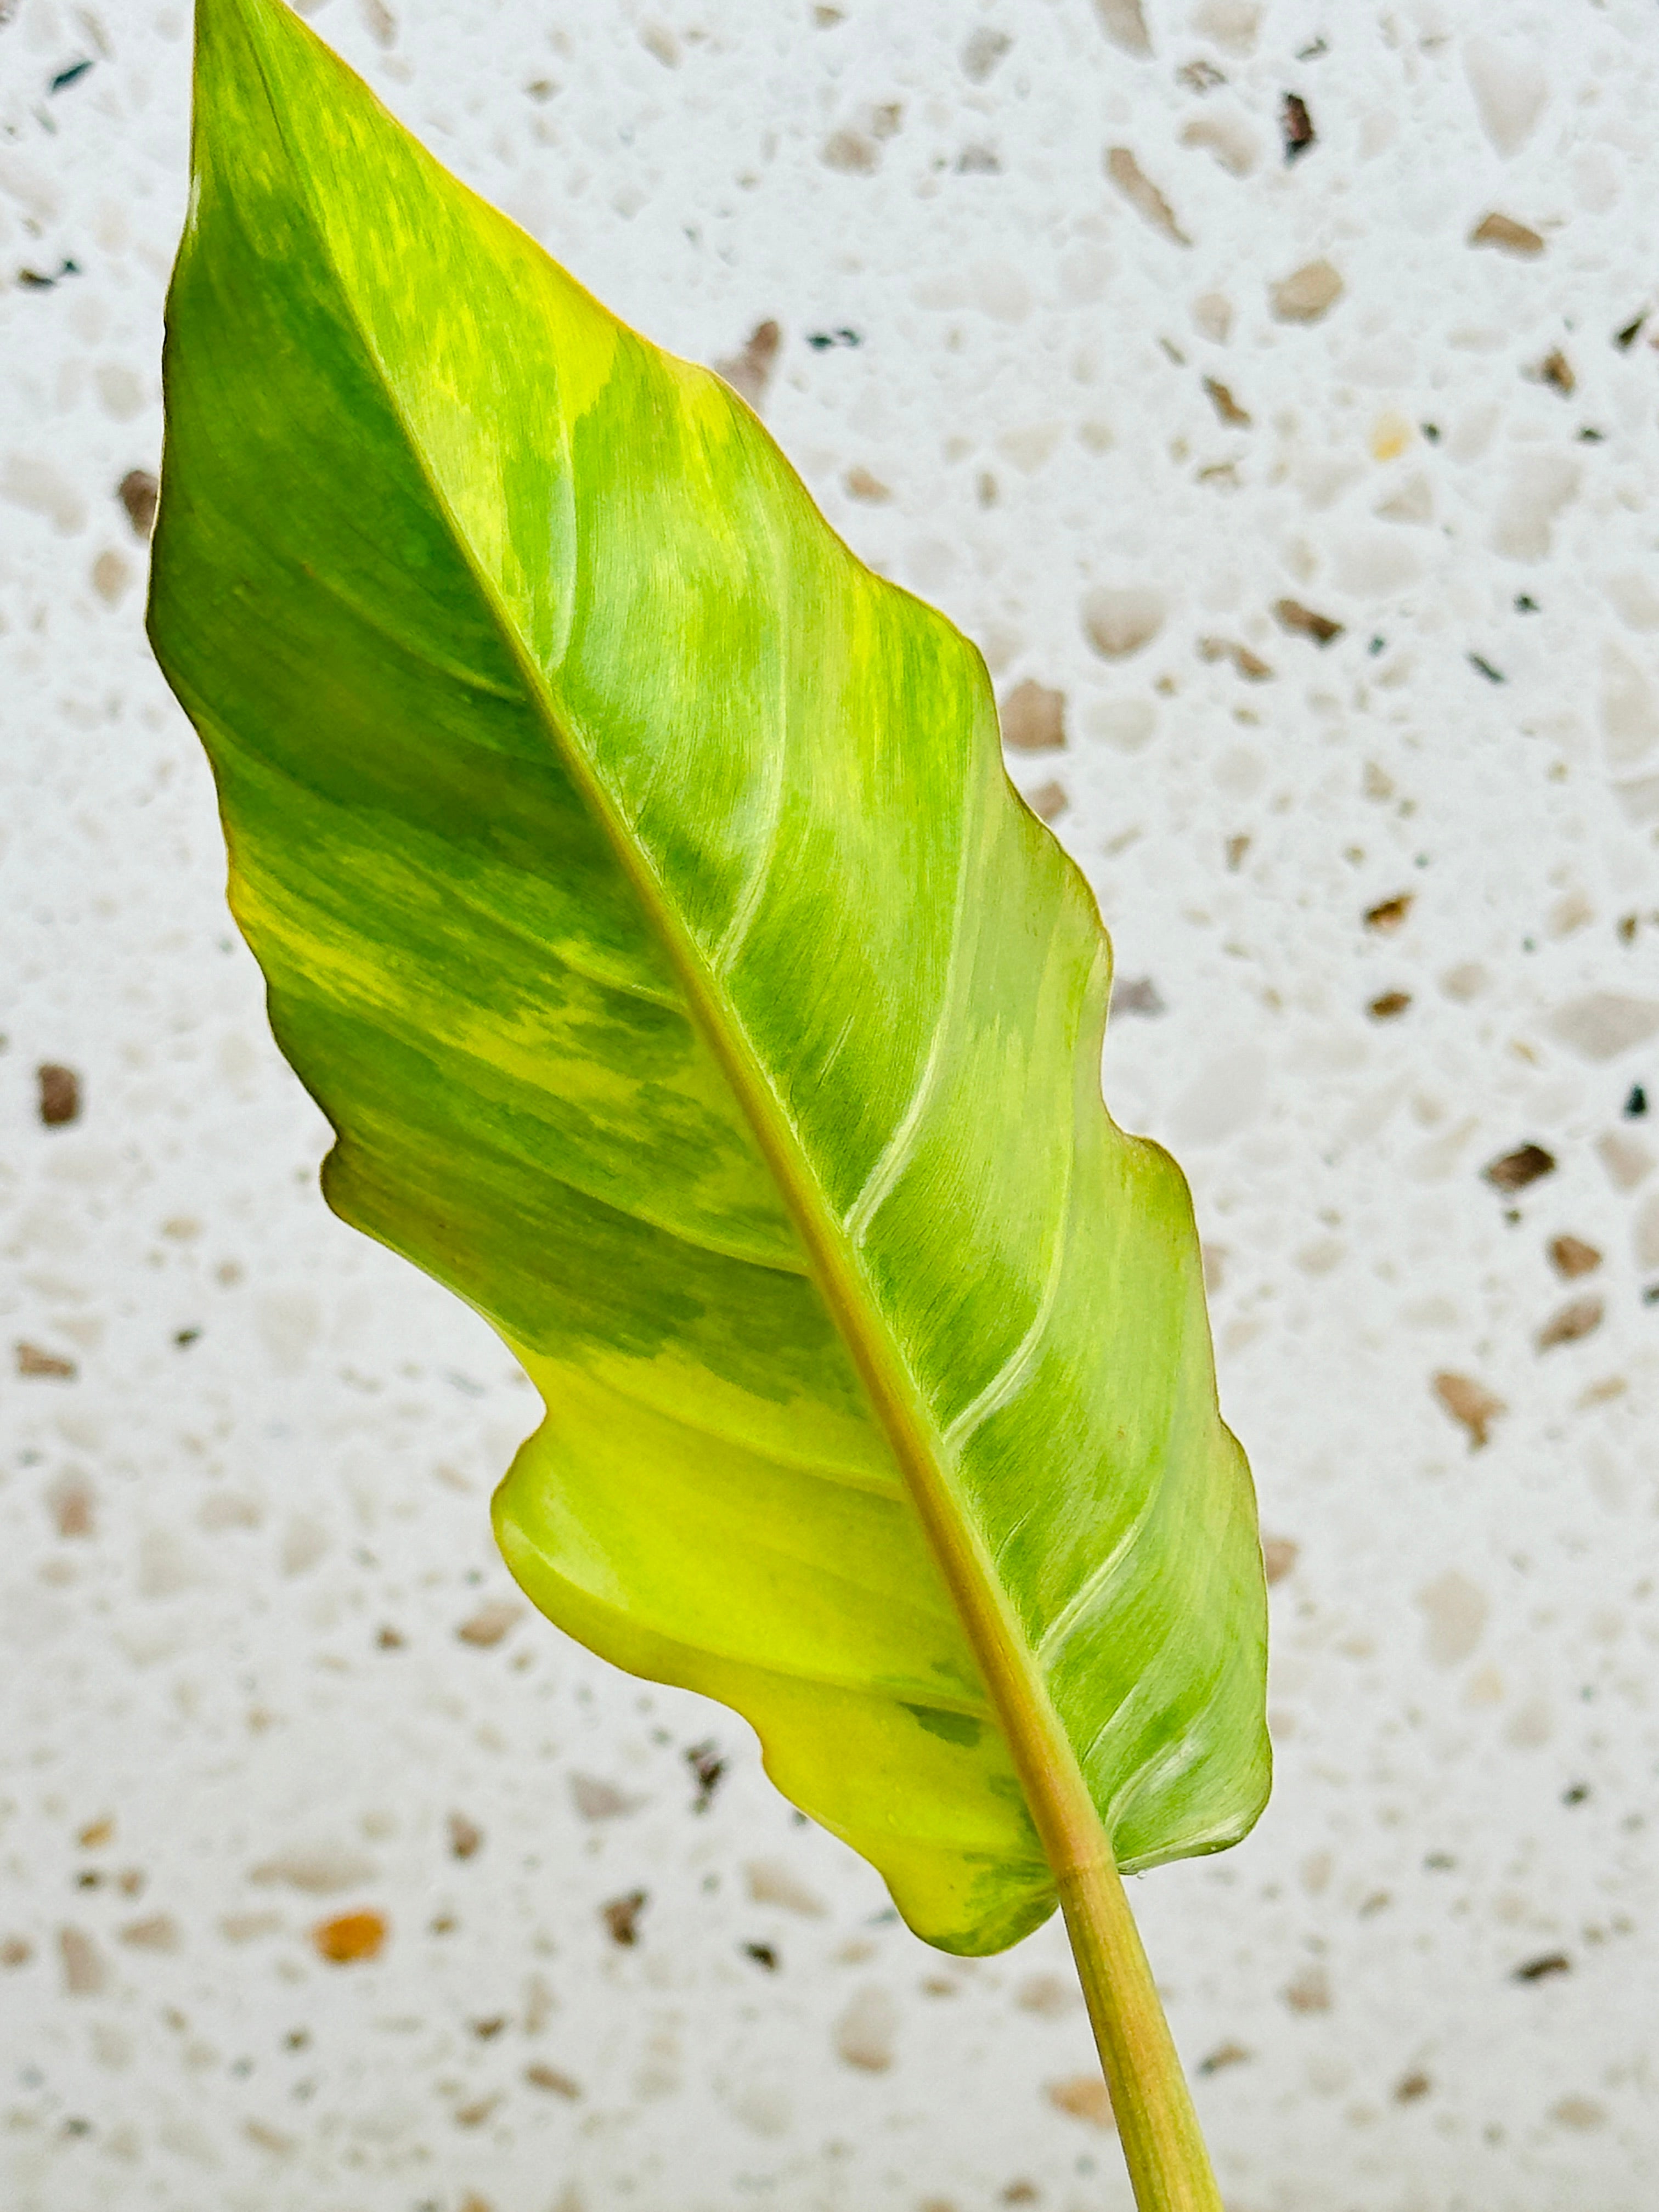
[{"left": 5, "top": 2, "right": 1659, "bottom": 2208}]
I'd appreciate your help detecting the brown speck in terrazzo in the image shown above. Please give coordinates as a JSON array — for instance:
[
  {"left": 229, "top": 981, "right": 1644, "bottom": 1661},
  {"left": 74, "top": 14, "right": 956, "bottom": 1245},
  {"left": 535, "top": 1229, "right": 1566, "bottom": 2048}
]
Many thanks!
[
  {"left": 1273, "top": 597, "right": 1343, "bottom": 645},
  {"left": 1537, "top": 1295, "right": 1603, "bottom": 1351},
  {"left": 1093, "top": 0, "right": 1151, "bottom": 60},
  {"left": 745, "top": 1859, "right": 828, "bottom": 1916},
  {"left": 820, "top": 128, "right": 878, "bottom": 175},
  {"left": 49, "top": 1472, "right": 95, "bottom": 1535},
  {"left": 1199, "top": 636, "right": 1273, "bottom": 681},
  {"left": 712, "top": 319, "right": 780, "bottom": 412},
  {"left": 1549, "top": 1235, "right": 1602, "bottom": 1280},
  {"left": 1283, "top": 1962, "right": 1331, "bottom": 2014},
  {"left": 525, "top": 2061, "right": 581, "bottom": 2096},
  {"left": 1432, "top": 1372, "right": 1505, "bottom": 1449},
  {"left": 601, "top": 1889, "right": 647, "bottom": 1946},
  {"left": 59, "top": 1926, "right": 108, "bottom": 1994},
  {"left": 1418, "top": 1572, "right": 1488, "bottom": 1667},
  {"left": 686, "top": 1739, "right": 726, "bottom": 1810},
  {"left": 1111, "top": 977, "right": 1166, "bottom": 1018},
  {"left": 1261, "top": 1537, "right": 1299, "bottom": 1585},
  {"left": 1395, "top": 2070, "right": 1431, "bottom": 2103},
  {"left": 1368, "top": 990, "right": 1411, "bottom": 1020},
  {"left": 1280, "top": 93, "right": 1315, "bottom": 162},
  {"left": 1191, "top": 291, "right": 1233, "bottom": 342},
  {"left": 1363, "top": 763, "right": 1396, "bottom": 803},
  {"left": 251, "top": 1842, "right": 377, "bottom": 1894},
  {"left": 311, "top": 1909, "right": 387, "bottom": 1963},
  {"left": 92, "top": 549, "right": 132, "bottom": 603},
  {"left": 1181, "top": 112, "right": 1259, "bottom": 178},
  {"left": 1269, "top": 258, "right": 1342, "bottom": 323},
  {"left": 844, "top": 465, "right": 891, "bottom": 504},
  {"left": 17, "top": 1341, "right": 76, "bottom": 1379},
  {"left": 1547, "top": 993, "right": 1659, "bottom": 1062},
  {"left": 1552, "top": 2096, "right": 1607, "bottom": 2130},
  {"left": 1483, "top": 1143, "right": 1555, "bottom": 1194},
  {"left": 999, "top": 680, "right": 1065, "bottom": 753},
  {"left": 356, "top": 0, "right": 396, "bottom": 50},
  {"left": 1364, "top": 893, "right": 1413, "bottom": 932},
  {"left": 1104, "top": 148, "right": 1190, "bottom": 246},
  {"left": 1001, "top": 2186, "right": 1040, "bottom": 2206},
  {"left": 1470, "top": 212, "right": 1545, "bottom": 256},
  {"left": 1201, "top": 376, "right": 1250, "bottom": 428},
  {"left": 1514, "top": 1951, "right": 1571, "bottom": 1982},
  {"left": 1199, "top": 2041, "right": 1252, "bottom": 2074},
  {"left": 1016, "top": 1972, "right": 1079, "bottom": 2017},
  {"left": 961, "top": 27, "right": 1012, "bottom": 82},
  {"left": 835, "top": 1984, "right": 897, "bottom": 2070},
  {"left": 455, "top": 1597, "right": 521, "bottom": 1647},
  {"left": 1532, "top": 348, "right": 1575, "bottom": 397},
  {"left": 117, "top": 467, "right": 159, "bottom": 537},
  {"left": 1578, "top": 1374, "right": 1627, "bottom": 1408},
  {"left": 1082, "top": 585, "right": 1165, "bottom": 660},
  {"left": 570, "top": 1773, "right": 642, "bottom": 1821},
  {"left": 1047, "top": 2074, "right": 1115, "bottom": 2127},
  {"left": 1594, "top": 1130, "right": 1651, "bottom": 1190},
  {"left": 220, "top": 1911, "right": 282, "bottom": 1943},
  {"left": 37, "top": 1063, "right": 81, "bottom": 1125},
  {"left": 1025, "top": 780, "right": 1066, "bottom": 823},
  {"left": 448, "top": 1812, "right": 484, "bottom": 1860},
  {"left": 120, "top": 1914, "right": 181, "bottom": 1952},
  {"left": 244, "top": 2120, "right": 296, "bottom": 2156}
]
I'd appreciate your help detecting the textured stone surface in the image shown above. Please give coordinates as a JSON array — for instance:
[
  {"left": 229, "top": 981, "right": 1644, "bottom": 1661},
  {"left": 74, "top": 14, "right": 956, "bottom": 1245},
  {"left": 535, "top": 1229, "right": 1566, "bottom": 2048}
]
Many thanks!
[{"left": 4, "top": 3, "right": 1659, "bottom": 2208}]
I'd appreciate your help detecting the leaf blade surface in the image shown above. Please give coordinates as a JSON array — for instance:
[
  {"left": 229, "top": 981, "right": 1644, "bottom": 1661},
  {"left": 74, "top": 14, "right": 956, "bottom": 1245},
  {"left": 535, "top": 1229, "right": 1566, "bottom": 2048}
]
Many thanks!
[{"left": 151, "top": 0, "right": 1270, "bottom": 1955}]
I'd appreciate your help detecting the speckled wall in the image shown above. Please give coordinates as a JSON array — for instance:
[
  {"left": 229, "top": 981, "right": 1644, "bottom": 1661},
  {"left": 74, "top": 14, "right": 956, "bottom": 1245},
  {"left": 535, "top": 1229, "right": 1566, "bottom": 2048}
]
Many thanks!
[{"left": 4, "top": 2, "right": 1659, "bottom": 2208}]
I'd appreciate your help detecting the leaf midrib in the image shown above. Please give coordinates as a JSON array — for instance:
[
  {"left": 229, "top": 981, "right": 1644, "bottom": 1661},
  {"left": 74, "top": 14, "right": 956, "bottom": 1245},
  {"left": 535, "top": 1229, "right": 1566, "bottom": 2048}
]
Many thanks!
[{"left": 226, "top": 0, "right": 1109, "bottom": 1888}]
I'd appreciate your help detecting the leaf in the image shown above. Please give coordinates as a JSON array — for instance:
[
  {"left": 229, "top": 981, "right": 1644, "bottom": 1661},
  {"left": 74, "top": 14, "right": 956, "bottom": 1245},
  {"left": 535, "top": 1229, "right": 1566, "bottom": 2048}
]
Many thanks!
[{"left": 150, "top": 0, "right": 1269, "bottom": 1957}]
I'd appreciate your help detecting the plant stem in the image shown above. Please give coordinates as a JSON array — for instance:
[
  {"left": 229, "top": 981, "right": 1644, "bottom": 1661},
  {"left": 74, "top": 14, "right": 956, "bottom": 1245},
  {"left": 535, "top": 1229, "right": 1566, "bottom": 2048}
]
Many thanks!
[
  {"left": 1056, "top": 1849, "right": 1223, "bottom": 2212},
  {"left": 745, "top": 1126, "right": 1228, "bottom": 2202}
]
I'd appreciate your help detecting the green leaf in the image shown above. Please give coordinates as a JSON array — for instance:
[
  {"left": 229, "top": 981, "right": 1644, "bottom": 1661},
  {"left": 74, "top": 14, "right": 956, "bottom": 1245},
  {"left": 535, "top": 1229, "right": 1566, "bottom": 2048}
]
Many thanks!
[{"left": 151, "top": 0, "right": 1269, "bottom": 1957}]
